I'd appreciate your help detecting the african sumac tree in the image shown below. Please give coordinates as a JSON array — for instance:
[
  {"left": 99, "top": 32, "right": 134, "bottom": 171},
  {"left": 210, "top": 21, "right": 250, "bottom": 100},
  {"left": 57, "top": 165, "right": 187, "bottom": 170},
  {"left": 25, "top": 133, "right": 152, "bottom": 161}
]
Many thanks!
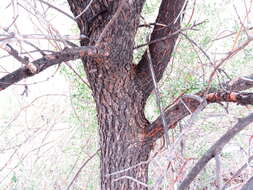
[
  {"left": 66, "top": 1, "right": 186, "bottom": 189},
  {"left": 1, "top": 0, "right": 253, "bottom": 189},
  {"left": 1, "top": 0, "right": 186, "bottom": 188}
]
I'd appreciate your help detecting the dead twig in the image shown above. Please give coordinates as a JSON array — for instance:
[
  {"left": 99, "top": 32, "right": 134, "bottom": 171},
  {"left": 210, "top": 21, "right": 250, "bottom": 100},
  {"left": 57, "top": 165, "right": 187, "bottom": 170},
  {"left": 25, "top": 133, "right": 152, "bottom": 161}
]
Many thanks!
[{"left": 66, "top": 148, "right": 100, "bottom": 190}]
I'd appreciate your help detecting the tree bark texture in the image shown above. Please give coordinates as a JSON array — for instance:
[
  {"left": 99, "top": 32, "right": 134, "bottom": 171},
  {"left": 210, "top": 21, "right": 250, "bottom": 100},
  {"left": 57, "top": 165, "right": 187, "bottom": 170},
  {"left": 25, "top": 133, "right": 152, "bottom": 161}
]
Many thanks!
[
  {"left": 1, "top": 0, "right": 253, "bottom": 189},
  {"left": 67, "top": 0, "right": 185, "bottom": 189}
]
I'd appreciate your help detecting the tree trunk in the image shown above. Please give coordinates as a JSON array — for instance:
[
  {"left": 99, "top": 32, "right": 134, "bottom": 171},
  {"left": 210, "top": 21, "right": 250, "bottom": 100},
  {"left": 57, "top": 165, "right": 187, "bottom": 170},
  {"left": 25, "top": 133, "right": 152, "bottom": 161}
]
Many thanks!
[
  {"left": 96, "top": 75, "right": 152, "bottom": 189},
  {"left": 1, "top": 0, "right": 253, "bottom": 189},
  {"left": 66, "top": 0, "right": 185, "bottom": 189},
  {"left": 67, "top": 1, "right": 152, "bottom": 189},
  {"left": 86, "top": 27, "right": 152, "bottom": 188}
]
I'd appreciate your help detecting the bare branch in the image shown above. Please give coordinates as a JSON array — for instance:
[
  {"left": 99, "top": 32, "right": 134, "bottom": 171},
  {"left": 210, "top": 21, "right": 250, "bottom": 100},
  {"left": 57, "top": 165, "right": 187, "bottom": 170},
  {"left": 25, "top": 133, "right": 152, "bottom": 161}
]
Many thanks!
[
  {"left": 113, "top": 176, "right": 148, "bottom": 188},
  {"left": 0, "top": 32, "right": 88, "bottom": 44},
  {"left": 212, "top": 26, "right": 253, "bottom": 42},
  {"left": 178, "top": 112, "right": 253, "bottom": 190},
  {"left": 0, "top": 46, "right": 108, "bottom": 91},
  {"left": 215, "top": 154, "right": 222, "bottom": 190},
  {"left": 222, "top": 155, "right": 253, "bottom": 190},
  {"left": 239, "top": 176, "right": 253, "bottom": 190},
  {"left": 135, "top": 0, "right": 187, "bottom": 98},
  {"left": 134, "top": 21, "right": 205, "bottom": 49},
  {"left": 145, "top": 74, "right": 253, "bottom": 142},
  {"left": 74, "top": 0, "right": 94, "bottom": 20},
  {"left": 205, "top": 37, "right": 253, "bottom": 94},
  {"left": 4, "top": 43, "right": 29, "bottom": 65},
  {"left": 241, "top": 177, "right": 253, "bottom": 190},
  {"left": 3, "top": 44, "right": 37, "bottom": 73},
  {"left": 66, "top": 148, "right": 100, "bottom": 190},
  {"left": 37, "top": 0, "right": 75, "bottom": 21}
]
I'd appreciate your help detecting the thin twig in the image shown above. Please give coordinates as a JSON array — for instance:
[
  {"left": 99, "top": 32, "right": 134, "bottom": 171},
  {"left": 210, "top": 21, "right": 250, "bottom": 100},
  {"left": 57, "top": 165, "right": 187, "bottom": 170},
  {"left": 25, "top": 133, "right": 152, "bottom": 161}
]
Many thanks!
[
  {"left": 113, "top": 176, "right": 148, "bottom": 187},
  {"left": 215, "top": 153, "right": 222, "bottom": 190},
  {"left": 180, "top": 32, "right": 213, "bottom": 64},
  {"left": 146, "top": 34, "right": 170, "bottom": 147},
  {"left": 205, "top": 37, "right": 253, "bottom": 95},
  {"left": 66, "top": 148, "right": 100, "bottom": 190},
  {"left": 222, "top": 155, "right": 253, "bottom": 190},
  {"left": 75, "top": 0, "right": 94, "bottom": 20},
  {"left": 106, "top": 160, "right": 150, "bottom": 177},
  {"left": 134, "top": 21, "right": 206, "bottom": 49},
  {"left": 212, "top": 26, "right": 253, "bottom": 42},
  {"left": 37, "top": 0, "right": 75, "bottom": 21},
  {"left": 64, "top": 62, "right": 91, "bottom": 89},
  {"left": 178, "top": 112, "right": 253, "bottom": 190}
]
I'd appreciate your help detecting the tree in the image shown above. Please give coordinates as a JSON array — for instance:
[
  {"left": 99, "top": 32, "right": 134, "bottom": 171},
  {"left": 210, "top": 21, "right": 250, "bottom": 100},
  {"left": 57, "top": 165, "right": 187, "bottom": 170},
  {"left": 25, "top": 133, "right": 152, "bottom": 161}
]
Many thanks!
[{"left": 0, "top": 0, "right": 253, "bottom": 189}]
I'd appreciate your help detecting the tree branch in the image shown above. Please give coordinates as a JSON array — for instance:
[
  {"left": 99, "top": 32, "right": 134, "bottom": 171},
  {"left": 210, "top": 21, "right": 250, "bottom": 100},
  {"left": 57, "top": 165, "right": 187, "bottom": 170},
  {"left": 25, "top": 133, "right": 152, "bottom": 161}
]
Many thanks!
[
  {"left": 135, "top": 0, "right": 186, "bottom": 99},
  {"left": 206, "top": 91, "right": 253, "bottom": 105},
  {"left": 240, "top": 176, "right": 253, "bottom": 190},
  {"left": 0, "top": 46, "right": 108, "bottom": 91},
  {"left": 67, "top": 0, "right": 146, "bottom": 71},
  {"left": 145, "top": 74, "right": 253, "bottom": 142},
  {"left": 95, "top": 0, "right": 147, "bottom": 70},
  {"left": 222, "top": 155, "right": 253, "bottom": 190},
  {"left": 178, "top": 112, "right": 253, "bottom": 190},
  {"left": 225, "top": 74, "right": 253, "bottom": 91},
  {"left": 38, "top": 0, "right": 75, "bottom": 21},
  {"left": 145, "top": 95, "right": 202, "bottom": 142}
]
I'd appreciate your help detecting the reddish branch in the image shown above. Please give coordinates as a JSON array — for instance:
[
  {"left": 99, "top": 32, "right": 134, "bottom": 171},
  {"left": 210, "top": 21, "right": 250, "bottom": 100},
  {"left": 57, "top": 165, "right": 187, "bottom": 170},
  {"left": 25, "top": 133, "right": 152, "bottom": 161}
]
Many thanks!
[
  {"left": 206, "top": 91, "right": 253, "bottom": 105},
  {"left": 146, "top": 74, "right": 253, "bottom": 142},
  {"left": 0, "top": 46, "right": 108, "bottom": 91},
  {"left": 145, "top": 96, "right": 200, "bottom": 141},
  {"left": 226, "top": 74, "right": 253, "bottom": 91},
  {"left": 205, "top": 37, "right": 253, "bottom": 93}
]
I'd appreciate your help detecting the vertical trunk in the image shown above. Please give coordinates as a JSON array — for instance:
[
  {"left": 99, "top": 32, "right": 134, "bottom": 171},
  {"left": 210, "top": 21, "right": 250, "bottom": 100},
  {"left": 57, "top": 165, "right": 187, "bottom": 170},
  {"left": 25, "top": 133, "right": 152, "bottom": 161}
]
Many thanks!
[
  {"left": 94, "top": 71, "right": 152, "bottom": 190},
  {"left": 99, "top": 107, "right": 151, "bottom": 189},
  {"left": 67, "top": 1, "right": 152, "bottom": 189}
]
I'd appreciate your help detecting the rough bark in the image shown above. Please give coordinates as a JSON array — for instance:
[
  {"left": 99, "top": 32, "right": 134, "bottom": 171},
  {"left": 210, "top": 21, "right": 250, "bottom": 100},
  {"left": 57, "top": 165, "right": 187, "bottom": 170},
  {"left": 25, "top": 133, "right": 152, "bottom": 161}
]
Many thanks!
[
  {"left": 136, "top": 0, "right": 186, "bottom": 99},
  {"left": 67, "top": 0, "right": 151, "bottom": 189},
  {"left": 2, "top": 0, "right": 252, "bottom": 189},
  {"left": 66, "top": 0, "right": 187, "bottom": 188},
  {"left": 66, "top": 0, "right": 253, "bottom": 189}
]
